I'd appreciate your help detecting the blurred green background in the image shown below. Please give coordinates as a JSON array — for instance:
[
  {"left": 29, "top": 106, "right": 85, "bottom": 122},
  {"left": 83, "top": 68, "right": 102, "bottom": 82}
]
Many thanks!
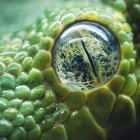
[{"left": 0, "top": 0, "right": 65, "bottom": 37}]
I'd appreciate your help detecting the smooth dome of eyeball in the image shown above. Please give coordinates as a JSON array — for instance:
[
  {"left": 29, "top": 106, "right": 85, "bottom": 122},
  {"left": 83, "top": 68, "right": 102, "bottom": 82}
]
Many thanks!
[{"left": 53, "top": 21, "right": 120, "bottom": 91}]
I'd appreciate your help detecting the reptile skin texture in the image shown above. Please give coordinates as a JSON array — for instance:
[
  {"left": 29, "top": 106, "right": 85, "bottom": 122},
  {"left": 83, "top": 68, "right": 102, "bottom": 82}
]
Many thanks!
[{"left": 0, "top": 0, "right": 140, "bottom": 140}]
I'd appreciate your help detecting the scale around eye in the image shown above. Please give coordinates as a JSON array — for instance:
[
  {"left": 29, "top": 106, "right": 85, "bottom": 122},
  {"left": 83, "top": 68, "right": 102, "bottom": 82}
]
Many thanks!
[{"left": 52, "top": 21, "right": 120, "bottom": 91}]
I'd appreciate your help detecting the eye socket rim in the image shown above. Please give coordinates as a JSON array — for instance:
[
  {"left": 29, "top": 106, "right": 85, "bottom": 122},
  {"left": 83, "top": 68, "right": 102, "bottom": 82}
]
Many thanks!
[{"left": 42, "top": 8, "right": 134, "bottom": 95}]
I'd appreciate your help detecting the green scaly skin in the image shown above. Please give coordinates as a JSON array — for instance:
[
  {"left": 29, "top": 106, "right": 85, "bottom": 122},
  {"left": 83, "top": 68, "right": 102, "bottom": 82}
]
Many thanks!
[{"left": 0, "top": 0, "right": 140, "bottom": 140}]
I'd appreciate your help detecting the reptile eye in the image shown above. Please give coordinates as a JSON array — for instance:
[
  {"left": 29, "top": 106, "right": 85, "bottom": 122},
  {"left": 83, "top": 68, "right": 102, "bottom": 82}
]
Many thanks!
[{"left": 53, "top": 21, "right": 120, "bottom": 91}]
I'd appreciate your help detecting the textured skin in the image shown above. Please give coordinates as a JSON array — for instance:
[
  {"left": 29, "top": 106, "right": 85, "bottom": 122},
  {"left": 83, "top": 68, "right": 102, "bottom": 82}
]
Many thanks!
[{"left": 0, "top": 0, "right": 140, "bottom": 140}]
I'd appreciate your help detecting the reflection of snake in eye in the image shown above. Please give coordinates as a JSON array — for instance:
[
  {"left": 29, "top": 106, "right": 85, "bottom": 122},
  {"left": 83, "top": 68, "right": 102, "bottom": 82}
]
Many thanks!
[{"left": 0, "top": 0, "right": 140, "bottom": 140}]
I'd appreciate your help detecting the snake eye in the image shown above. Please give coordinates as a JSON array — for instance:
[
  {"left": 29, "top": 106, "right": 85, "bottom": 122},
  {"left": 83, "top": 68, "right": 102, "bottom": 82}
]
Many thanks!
[{"left": 53, "top": 21, "right": 120, "bottom": 91}]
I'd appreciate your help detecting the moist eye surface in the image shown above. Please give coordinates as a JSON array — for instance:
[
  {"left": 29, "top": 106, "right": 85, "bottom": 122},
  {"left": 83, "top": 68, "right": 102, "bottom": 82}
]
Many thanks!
[{"left": 53, "top": 21, "right": 120, "bottom": 91}]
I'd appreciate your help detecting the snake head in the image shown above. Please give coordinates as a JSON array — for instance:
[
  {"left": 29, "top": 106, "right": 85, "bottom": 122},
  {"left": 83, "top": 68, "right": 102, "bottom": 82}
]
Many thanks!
[{"left": 0, "top": 0, "right": 140, "bottom": 140}]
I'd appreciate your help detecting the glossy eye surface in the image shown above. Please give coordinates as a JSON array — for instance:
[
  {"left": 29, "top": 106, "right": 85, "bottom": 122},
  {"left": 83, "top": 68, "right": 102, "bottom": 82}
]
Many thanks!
[{"left": 53, "top": 21, "right": 120, "bottom": 91}]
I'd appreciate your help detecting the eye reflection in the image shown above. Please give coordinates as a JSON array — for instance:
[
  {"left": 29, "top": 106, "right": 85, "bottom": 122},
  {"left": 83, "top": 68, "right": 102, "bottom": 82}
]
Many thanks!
[{"left": 53, "top": 21, "right": 120, "bottom": 91}]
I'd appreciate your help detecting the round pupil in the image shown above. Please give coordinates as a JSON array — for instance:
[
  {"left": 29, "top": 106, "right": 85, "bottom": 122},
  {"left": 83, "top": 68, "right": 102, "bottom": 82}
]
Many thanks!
[{"left": 53, "top": 21, "right": 120, "bottom": 91}]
